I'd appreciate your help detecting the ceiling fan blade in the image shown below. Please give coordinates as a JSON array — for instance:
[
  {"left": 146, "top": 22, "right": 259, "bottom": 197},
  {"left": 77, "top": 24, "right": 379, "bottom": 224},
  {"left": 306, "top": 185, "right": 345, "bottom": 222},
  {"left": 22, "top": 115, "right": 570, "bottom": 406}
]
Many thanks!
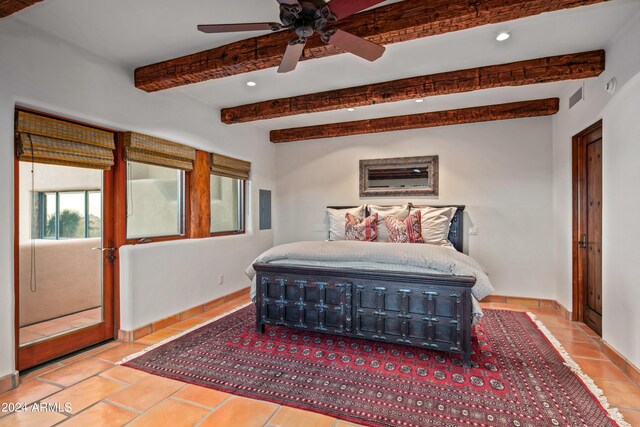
[
  {"left": 275, "top": 0, "right": 300, "bottom": 5},
  {"left": 328, "top": 29, "right": 385, "bottom": 62},
  {"left": 278, "top": 40, "right": 306, "bottom": 73},
  {"left": 197, "top": 23, "right": 279, "bottom": 34},
  {"left": 326, "top": 0, "right": 385, "bottom": 20}
]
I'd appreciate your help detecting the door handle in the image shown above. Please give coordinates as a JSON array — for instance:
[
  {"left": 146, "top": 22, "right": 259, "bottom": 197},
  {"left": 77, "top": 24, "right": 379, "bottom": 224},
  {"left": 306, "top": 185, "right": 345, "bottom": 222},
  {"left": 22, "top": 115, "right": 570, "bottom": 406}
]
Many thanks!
[
  {"left": 92, "top": 247, "right": 116, "bottom": 261},
  {"left": 578, "top": 234, "right": 588, "bottom": 249}
]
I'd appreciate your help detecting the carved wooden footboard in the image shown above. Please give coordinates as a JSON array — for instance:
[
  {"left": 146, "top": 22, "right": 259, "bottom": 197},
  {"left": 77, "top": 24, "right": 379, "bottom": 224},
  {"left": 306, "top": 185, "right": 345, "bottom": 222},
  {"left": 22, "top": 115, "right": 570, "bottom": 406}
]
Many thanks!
[{"left": 254, "top": 263, "right": 476, "bottom": 367}]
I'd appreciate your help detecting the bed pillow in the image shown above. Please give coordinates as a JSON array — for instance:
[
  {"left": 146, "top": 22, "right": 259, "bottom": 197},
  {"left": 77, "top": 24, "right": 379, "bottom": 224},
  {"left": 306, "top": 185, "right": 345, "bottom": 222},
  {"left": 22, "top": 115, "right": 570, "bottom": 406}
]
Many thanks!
[
  {"left": 345, "top": 213, "right": 378, "bottom": 242},
  {"left": 385, "top": 211, "right": 425, "bottom": 243},
  {"left": 414, "top": 206, "right": 458, "bottom": 247},
  {"left": 369, "top": 204, "right": 411, "bottom": 242},
  {"left": 327, "top": 205, "right": 366, "bottom": 240}
]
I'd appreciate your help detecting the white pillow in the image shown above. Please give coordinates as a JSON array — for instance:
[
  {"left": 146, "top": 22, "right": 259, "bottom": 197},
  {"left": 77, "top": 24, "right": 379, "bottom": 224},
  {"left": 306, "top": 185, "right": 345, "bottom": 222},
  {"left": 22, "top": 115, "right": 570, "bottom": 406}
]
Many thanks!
[
  {"left": 415, "top": 206, "right": 458, "bottom": 247},
  {"left": 369, "top": 204, "right": 411, "bottom": 242},
  {"left": 327, "top": 205, "right": 366, "bottom": 240}
]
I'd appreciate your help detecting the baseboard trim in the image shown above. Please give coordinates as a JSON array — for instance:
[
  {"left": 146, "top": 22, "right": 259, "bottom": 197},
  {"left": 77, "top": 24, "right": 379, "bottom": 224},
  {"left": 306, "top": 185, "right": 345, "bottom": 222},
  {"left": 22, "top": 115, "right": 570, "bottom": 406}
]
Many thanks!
[
  {"left": 602, "top": 341, "right": 640, "bottom": 386},
  {"left": 482, "top": 295, "right": 572, "bottom": 319},
  {"left": 0, "top": 371, "right": 19, "bottom": 393},
  {"left": 552, "top": 300, "right": 572, "bottom": 320},
  {"left": 118, "top": 287, "right": 250, "bottom": 342},
  {"left": 482, "top": 294, "right": 553, "bottom": 307}
]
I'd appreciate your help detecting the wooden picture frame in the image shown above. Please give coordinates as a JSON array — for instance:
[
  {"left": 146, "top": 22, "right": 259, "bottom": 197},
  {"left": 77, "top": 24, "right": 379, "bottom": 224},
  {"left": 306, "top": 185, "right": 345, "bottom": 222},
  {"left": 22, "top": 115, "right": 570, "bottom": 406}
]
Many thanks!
[{"left": 359, "top": 156, "right": 439, "bottom": 198}]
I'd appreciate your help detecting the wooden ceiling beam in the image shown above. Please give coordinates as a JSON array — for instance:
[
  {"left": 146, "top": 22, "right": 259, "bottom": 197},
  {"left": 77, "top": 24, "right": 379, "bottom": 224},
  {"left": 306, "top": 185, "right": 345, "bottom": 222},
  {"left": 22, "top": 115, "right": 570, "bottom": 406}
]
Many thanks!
[
  {"left": 270, "top": 98, "right": 559, "bottom": 143},
  {"left": 223, "top": 50, "right": 603, "bottom": 124},
  {"left": 0, "top": 0, "right": 45, "bottom": 18},
  {"left": 135, "top": 0, "right": 607, "bottom": 92}
]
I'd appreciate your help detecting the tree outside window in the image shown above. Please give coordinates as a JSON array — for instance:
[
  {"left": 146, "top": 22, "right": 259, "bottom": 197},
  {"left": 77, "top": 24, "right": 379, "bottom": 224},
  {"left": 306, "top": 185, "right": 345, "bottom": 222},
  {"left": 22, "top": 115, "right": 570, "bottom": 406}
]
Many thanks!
[{"left": 37, "top": 190, "right": 101, "bottom": 239}]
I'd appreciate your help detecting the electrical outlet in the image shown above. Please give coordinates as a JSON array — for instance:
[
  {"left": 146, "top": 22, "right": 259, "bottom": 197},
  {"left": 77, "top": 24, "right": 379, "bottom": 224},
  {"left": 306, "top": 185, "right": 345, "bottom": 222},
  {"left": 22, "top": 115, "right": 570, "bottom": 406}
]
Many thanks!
[
  {"left": 469, "top": 227, "right": 478, "bottom": 236},
  {"left": 218, "top": 275, "right": 224, "bottom": 285}
]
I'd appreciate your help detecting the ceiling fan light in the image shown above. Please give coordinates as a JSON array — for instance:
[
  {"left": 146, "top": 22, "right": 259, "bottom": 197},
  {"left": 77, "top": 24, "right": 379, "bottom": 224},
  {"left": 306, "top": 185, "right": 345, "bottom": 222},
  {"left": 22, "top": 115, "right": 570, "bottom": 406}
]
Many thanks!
[
  {"left": 496, "top": 32, "right": 511, "bottom": 42},
  {"left": 198, "top": 1, "right": 386, "bottom": 75},
  {"left": 246, "top": 81, "right": 257, "bottom": 87}
]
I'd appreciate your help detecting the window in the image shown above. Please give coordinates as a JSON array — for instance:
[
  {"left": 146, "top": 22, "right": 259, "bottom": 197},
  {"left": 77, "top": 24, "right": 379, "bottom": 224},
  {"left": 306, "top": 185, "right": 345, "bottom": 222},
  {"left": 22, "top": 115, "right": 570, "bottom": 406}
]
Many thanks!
[
  {"left": 126, "top": 161, "right": 186, "bottom": 240},
  {"left": 37, "top": 190, "right": 101, "bottom": 240},
  {"left": 210, "top": 175, "right": 244, "bottom": 234}
]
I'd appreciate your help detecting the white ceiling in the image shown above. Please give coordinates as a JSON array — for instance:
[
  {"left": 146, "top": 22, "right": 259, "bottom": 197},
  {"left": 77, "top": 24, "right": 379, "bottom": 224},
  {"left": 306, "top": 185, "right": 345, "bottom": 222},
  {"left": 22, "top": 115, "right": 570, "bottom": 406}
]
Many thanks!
[
  {"left": 6, "top": 0, "right": 640, "bottom": 131},
  {"left": 6, "top": 0, "right": 402, "bottom": 67}
]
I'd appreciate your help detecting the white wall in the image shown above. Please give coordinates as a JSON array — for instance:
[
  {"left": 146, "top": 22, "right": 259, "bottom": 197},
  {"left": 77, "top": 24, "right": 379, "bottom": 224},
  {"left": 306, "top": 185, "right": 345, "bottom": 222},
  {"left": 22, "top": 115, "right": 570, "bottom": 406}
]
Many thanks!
[
  {"left": 0, "top": 19, "right": 275, "bottom": 378},
  {"left": 551, "top": 13, "right": 640, "bottom": 367},
  {"left": 274, "top": 118, "right": 554, "bottom": 300},
  {"left": 601, "top": 72, "right": 640, "bottom": 368},
  {"left": 552, "top": 13, "right": 640, "bottom": 311}
]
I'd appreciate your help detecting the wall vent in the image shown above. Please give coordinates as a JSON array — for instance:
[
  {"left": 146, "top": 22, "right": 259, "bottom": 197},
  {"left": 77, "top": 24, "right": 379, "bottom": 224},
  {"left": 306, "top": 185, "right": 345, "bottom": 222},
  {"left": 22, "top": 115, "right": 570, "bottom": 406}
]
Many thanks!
[{"left": 569, "top": 85, "right": 584, "bottom": 109}]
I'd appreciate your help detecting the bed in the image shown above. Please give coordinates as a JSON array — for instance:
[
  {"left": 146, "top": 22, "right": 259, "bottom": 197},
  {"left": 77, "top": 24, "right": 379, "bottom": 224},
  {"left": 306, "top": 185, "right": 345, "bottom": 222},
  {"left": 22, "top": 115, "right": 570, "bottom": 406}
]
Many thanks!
[{"left": 248, "top": 205, "right": 493, "bottom": 367}]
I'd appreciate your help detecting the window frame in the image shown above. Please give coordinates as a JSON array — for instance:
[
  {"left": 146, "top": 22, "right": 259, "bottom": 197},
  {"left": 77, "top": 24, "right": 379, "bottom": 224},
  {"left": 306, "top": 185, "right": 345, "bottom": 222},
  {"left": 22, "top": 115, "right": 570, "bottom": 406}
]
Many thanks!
[
  {"left": 38, "top": 190, "right": 101, "bottom": 240},
  {"left": 123, "top": 160, "right": 191, "bottom": 245},
  {"left": 210, "top": 176, "right": 246, "bottom": 237}
]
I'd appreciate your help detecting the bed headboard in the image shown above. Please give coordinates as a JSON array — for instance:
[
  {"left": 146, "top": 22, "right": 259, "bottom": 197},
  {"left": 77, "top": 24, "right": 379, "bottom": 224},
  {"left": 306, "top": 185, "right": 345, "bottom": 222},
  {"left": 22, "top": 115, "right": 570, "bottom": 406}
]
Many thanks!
[{"left": 327, "top": 204, "right": 466, "bottom": 253}]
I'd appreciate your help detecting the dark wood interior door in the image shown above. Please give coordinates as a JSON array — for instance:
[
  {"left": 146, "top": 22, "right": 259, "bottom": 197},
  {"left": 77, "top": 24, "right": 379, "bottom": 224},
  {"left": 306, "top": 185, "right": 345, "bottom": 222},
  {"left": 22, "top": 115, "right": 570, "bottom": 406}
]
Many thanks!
[
  {"left": 584, "top": 136, "right": 602, "bottom": 334},
  {"left": 573, "top": 121, "right": 603, "bottom": 336}
]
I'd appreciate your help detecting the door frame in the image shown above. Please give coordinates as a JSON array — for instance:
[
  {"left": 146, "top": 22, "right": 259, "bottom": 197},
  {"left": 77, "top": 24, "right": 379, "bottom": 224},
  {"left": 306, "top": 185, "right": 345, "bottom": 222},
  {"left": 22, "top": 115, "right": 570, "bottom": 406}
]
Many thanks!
[
  {"left": 13, "top": 107, "right": 121, "bottom": 370},
  {"left": 571, "top": 119, "right": 603, "bottom": 323}
]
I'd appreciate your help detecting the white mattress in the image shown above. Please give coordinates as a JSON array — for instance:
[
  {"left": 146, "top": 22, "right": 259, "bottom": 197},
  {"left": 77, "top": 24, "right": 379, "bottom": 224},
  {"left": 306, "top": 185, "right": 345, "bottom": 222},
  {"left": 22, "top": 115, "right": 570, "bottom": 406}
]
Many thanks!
[{"left": 247, "top": 240, "right": 494, "bottom": 320}]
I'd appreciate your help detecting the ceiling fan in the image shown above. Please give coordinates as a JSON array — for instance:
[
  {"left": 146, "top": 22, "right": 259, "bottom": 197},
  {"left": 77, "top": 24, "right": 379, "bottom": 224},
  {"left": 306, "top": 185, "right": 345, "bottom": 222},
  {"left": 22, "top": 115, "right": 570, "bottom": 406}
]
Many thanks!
[{"left": 198, "top": 0, "right": 386, "bottom": 73}]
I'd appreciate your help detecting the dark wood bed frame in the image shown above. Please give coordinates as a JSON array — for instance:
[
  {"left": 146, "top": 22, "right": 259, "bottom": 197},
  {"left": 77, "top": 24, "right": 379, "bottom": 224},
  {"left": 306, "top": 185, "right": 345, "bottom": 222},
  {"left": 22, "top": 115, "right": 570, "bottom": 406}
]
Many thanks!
[{"left": 254, "top": 205, "right": 475, "bottom": 366}]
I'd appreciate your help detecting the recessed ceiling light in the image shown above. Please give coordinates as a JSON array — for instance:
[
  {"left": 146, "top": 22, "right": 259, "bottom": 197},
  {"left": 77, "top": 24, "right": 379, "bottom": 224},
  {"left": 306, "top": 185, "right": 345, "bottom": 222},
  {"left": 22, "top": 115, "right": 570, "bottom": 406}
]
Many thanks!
[
  {"left": 347, "top": 108, "right": 355, "bottom": 112},
  {"left": 415, "top": 99, "right": 424, "bottom": 103},
  {"left": 246, "top": 81, "right": 257, "bottom": 87},
  {"left": 496, "top": 32, "right": 510, "bottom": 42}
]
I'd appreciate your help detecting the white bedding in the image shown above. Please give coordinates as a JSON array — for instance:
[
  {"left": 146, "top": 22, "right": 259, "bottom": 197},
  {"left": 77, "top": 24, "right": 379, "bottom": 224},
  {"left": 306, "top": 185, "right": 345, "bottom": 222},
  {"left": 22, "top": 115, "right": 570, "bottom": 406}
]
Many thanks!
[{"left": 246, "top": 240, "right": 494, "bottom": 320}]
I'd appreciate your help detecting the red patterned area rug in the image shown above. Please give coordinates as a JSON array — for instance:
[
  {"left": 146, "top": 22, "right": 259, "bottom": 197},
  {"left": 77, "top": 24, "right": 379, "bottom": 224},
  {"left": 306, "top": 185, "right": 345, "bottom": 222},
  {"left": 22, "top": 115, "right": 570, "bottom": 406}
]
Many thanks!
[{"left": 121, "top": 305, "right": 628, "bottom": 427}]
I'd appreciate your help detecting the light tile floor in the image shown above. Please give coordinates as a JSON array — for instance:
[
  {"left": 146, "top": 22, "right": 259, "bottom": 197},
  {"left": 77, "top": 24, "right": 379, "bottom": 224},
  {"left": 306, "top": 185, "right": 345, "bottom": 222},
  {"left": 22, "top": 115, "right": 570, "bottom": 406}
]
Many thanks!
[
  {"left": 1, "top": 297, "right": 638, "bottom": 427},
  {"left": 19, "top": 307, "right": 102, "bottom": 346}
]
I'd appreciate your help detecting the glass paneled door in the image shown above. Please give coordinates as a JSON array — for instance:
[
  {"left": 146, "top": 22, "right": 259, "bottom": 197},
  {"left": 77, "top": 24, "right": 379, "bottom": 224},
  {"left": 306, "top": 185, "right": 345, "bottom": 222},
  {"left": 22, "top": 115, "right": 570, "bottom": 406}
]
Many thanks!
[{"left": 17, "top": 161, "right": 115, "bottom": 370}]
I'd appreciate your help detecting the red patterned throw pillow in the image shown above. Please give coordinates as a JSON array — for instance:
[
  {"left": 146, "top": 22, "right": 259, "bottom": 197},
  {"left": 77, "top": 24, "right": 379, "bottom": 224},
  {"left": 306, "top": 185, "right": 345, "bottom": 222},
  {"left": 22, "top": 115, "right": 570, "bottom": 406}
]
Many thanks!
[
  {"left": 385, "top": 211, "right": 425, "bottom": 243},
  {"left": 344, "top": 213, "right": 378, "bottom": 242}
]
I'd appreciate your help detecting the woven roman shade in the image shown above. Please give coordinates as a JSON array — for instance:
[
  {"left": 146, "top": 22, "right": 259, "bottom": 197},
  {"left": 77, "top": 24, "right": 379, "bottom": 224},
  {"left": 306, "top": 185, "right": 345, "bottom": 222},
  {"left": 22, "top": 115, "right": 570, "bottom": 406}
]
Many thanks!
[
  {"left": 211, "top": 153, "right": 251, "bottom": 180},
  {"left": 15, "top": 111, "right": 115, "bottom": 170},
  {"left": 123, "top": 132, "right": 196, "bottom": 171}
]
